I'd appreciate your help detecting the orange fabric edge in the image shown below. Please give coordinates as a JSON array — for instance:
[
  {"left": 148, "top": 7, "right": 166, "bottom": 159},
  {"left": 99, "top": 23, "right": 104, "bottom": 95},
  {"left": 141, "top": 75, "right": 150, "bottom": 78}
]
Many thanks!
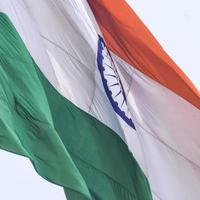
[{"left": 88, "top": 0, "right": 200, "bottom": 109}]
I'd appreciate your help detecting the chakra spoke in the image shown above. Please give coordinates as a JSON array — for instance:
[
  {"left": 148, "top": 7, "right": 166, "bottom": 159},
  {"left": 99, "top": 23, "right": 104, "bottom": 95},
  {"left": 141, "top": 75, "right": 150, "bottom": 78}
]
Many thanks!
[
  {"left": 114, "top": 90, "right": 122, "bottom": 98},
  {"left": 109, "top": 83, "right": 119, "bottom": 87},
  {"left": 105, "top": 74, "right": 117, "bottom": 78},
  {"left": 103, "top": 63, "right": 114, "bottom": 70},
  {"left": 121, "top": 99, "right": 125, "bottom": 107}
]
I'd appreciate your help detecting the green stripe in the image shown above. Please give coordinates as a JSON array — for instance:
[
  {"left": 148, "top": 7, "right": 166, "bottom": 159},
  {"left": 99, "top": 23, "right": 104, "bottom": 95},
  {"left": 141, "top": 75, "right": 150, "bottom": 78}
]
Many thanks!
[{"left": 0, "top": 13, "right": 152, "bottom": 200}]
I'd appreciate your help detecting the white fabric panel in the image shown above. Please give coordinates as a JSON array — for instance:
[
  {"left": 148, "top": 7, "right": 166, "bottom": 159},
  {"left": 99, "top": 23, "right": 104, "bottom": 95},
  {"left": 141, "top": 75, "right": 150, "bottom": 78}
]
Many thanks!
[{"left": 113, "top": 53, "right": 200, "bottom": 200}]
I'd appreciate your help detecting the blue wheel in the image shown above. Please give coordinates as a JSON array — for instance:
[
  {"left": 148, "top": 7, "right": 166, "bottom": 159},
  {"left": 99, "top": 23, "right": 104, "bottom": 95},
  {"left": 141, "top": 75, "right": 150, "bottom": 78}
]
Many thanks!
[{"left": 97, "top": 35, "right": 135, "bottom": 130}]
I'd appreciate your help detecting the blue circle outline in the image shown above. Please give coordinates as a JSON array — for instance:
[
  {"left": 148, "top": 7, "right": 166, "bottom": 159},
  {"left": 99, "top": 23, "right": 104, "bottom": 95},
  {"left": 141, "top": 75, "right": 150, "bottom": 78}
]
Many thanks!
[{"left": 97, "top": 35, "right": 136, "bottom": 129}]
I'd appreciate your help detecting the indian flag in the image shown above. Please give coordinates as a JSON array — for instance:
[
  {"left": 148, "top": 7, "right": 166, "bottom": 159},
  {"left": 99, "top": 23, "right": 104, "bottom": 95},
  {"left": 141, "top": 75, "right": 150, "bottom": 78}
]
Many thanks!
[{"left": 0, "top": 1, "right": 199, "bottom": 200}]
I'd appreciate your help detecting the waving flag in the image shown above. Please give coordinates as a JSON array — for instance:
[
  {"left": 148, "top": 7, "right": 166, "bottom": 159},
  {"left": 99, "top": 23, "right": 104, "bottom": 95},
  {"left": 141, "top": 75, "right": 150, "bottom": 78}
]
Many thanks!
[{"left": 0, "top": 1, "right": 199, "bottom": 200}]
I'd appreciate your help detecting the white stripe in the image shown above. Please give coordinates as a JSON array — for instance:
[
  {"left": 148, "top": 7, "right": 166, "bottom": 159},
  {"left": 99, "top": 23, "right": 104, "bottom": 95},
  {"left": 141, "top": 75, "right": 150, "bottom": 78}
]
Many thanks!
[{"left": 113, "top": 53, "right": 200, "bottom": 200}]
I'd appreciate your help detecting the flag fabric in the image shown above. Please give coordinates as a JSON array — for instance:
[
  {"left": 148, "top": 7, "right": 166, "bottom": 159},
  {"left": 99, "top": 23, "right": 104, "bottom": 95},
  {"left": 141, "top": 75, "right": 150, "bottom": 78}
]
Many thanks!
[
  {"left": 0, "top": 1, "right": 199, "bottom": 200},
  {"left": 0, "top": 1, "right": 151, "bottom": 200}
]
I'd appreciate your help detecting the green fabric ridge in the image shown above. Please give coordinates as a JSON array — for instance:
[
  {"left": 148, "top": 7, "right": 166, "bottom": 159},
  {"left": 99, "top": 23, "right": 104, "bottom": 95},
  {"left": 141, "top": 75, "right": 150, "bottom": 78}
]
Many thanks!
[{"left": 0, "top": 13, "right": 152, "bottom": 200}]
